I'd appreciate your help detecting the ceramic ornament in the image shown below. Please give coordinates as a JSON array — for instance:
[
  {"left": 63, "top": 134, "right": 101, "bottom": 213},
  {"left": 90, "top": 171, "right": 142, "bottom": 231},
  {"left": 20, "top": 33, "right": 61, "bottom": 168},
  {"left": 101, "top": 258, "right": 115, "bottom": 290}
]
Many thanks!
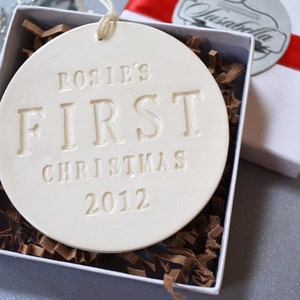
[{"left": 0, "top": 1, "right": 229, "bottom": 252}]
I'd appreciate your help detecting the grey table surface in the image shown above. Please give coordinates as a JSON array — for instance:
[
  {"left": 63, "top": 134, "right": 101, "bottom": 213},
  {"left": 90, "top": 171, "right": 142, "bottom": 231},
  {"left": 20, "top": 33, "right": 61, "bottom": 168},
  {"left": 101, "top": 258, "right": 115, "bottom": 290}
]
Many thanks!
[{"left": 0, "top": 1, "right": 299, "bottom": 299}]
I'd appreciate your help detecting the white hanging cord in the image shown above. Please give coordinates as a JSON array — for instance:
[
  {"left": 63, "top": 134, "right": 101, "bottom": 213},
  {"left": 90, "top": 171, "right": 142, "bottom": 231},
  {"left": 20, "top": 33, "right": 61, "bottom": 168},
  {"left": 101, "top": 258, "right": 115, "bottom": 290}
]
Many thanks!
[{"left": 97, "top": 0, "right": 119, "bottom": 40}]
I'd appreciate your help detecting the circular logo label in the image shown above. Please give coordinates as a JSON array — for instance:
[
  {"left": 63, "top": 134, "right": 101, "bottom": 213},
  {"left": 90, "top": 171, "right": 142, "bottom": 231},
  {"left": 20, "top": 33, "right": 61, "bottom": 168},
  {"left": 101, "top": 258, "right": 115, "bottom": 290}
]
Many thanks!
[
  {"left": 173, "top": 0, "right": 291, "bottom": 75},
  {"left": 0, "top": 22, "right": 229, "bottom": 252}
]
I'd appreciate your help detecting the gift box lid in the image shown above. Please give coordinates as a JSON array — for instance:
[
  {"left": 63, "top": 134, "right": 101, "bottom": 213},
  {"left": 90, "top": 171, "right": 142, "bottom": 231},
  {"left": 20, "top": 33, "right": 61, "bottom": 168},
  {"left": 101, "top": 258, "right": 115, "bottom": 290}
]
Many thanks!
[{"left": 121, "top": 0, "right": 300, "bottom": 178}]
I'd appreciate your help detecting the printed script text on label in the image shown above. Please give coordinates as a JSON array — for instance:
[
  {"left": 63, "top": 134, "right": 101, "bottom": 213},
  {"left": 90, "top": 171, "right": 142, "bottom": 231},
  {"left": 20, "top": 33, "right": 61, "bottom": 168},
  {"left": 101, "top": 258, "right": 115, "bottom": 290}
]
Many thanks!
[{"left": 175, "top": 0, "right": 288, "bottom": 61}]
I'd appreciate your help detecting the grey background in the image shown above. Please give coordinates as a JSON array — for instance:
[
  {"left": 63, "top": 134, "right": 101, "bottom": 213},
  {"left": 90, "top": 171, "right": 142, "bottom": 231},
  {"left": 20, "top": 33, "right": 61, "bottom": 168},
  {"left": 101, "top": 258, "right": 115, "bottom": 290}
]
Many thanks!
[{"left": 0, "top": 1, "right": 299, "bottom": 299}]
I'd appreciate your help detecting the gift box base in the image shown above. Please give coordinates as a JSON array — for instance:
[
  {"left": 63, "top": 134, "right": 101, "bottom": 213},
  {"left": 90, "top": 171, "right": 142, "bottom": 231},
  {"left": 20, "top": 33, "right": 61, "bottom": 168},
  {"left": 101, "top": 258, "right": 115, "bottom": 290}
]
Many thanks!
[{"left": 0, "top": 5, "right": 254, "bottom": 296}]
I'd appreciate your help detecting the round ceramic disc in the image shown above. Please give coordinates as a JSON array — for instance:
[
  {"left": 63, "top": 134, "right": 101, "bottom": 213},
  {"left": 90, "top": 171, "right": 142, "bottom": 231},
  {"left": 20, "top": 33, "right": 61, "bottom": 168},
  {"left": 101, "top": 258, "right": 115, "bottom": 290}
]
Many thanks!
[
  {"left": 0, "top": 21, "right": 229, "bottom": 252},
  {"left": 173, "top": 0, "right": 291, "bottom": 75}
]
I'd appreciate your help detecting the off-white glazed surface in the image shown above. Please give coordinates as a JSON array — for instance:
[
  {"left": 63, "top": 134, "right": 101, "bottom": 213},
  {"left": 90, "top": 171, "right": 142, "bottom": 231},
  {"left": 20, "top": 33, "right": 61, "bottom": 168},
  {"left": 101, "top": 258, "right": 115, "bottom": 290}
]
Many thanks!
[{"left": 0, "top": 22, "right": 228, "bottom": 252}]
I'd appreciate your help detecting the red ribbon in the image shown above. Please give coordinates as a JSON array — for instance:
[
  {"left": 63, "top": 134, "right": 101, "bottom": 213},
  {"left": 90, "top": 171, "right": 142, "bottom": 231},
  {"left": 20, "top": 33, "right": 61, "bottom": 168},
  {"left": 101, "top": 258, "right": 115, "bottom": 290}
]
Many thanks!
[
  {"left": 278, "top": 34, "right": 300, "bottom": 71},
  {"left": 125, "top": 0, "right": 176, "bottom": 22},
  {"left": 125, "top": 0, "right": 300, "bottom": 71}
]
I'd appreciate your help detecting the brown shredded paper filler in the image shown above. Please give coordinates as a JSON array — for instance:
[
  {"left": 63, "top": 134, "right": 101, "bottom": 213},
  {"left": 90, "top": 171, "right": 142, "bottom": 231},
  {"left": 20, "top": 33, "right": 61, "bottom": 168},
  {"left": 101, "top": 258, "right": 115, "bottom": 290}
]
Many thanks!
[
  {"left": 22, "top": 19, "right": 71, "bottom": 56},
  {"left": 0, "top": 21, "right": 245, "bottom": 300}
]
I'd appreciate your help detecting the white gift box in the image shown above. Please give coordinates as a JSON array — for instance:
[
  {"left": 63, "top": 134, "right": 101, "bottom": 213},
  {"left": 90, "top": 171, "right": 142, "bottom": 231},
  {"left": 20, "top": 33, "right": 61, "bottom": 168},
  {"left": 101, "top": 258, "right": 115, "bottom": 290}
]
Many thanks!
[
  {"left": 241, "top": 0, "right": 300, "bottom": 178},
  {"left": 122, "top": 0, "right": 300, "bottom": 178},
  {"left": 0, "top": 5, "right": 253, "bottom": 296}
]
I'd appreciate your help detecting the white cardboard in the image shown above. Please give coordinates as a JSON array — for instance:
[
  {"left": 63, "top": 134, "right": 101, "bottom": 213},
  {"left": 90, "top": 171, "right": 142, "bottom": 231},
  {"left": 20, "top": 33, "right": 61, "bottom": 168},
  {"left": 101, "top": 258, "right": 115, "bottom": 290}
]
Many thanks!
[
  {"left": 0, "top": 6, "right": 254, "bottom": 296},
  {"left": 122, "top": 0, "right": 300, "bottom": 178},
  {"left": 242, "top": 0, "right": 300, "bottom": 178}
]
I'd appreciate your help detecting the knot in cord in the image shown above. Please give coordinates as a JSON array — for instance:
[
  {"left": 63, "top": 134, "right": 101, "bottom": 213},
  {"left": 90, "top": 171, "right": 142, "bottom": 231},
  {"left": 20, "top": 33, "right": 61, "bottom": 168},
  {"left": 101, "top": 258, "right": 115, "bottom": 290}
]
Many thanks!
[{"left": 97, "top": 0, "right": 119, "bottom": 40}]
